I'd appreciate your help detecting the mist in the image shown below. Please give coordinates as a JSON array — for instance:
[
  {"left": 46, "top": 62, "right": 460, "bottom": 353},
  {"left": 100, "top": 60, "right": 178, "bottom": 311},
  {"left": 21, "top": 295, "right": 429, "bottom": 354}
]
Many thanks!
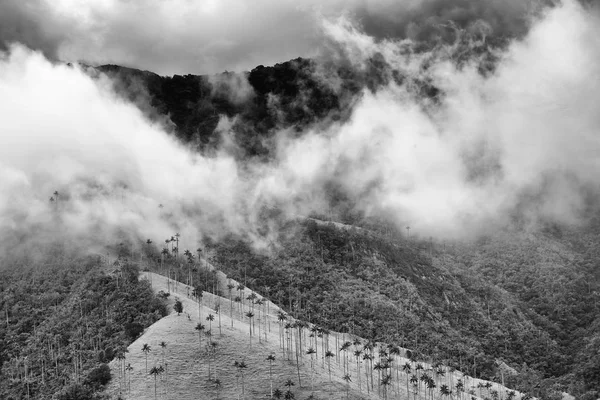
[{"left": 1, "top": 0, "right": 600, "bottom": 260}]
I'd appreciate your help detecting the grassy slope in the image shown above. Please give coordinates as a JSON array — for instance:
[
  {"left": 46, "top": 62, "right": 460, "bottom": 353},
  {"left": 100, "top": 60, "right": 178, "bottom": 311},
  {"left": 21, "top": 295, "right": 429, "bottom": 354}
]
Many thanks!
[{"left": 104, "top": 271, "right": 524, "bottom": 400}]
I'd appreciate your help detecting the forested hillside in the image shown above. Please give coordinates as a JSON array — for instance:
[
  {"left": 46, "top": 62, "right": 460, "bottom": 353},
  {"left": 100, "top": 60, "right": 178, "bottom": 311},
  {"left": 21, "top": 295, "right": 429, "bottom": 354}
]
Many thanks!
[
  {"left": 76, "top": 58, "right": 600, "bottom": 399},
  {"left": 0, "top": 245, "right": 167, "bottom": 400},
  {"left": 202, "top": 219, "right": 600, "bottom": 399}
]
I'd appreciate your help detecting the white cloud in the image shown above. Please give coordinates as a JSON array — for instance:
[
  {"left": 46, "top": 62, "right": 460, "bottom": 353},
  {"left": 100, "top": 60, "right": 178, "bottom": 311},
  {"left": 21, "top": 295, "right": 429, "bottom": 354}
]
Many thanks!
[{"left": 1, "top": 0, "right": 600, "bottom": 259}]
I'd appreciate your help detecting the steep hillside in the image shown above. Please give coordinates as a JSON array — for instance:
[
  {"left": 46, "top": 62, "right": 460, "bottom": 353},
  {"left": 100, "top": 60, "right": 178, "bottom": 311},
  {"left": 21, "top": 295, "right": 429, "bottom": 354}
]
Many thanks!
[
  {"left": 105, "top": 271, "right": 524, "bottom": 400},
  {"left": 193, "top": 219, "right": 599, "bottom": 399},
  {"left": 0, "top": 250, "right": 168, "bottom": 400}
]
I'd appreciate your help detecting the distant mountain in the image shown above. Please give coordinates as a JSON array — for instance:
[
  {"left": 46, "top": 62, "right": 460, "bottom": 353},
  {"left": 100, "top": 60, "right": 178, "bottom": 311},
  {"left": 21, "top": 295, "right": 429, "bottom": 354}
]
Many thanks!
[{"left": 90, "top": 56, "right": 438, "bottom": 159}]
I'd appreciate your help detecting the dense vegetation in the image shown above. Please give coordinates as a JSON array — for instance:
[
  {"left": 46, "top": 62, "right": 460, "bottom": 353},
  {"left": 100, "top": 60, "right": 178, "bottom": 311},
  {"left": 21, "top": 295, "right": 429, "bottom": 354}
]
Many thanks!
[
  {"left": 193, "top": 219, "right": 600, "bottom": 400},
  {"left": 0, "top": 245, "right": 167, "bottom": 400},
  {"left": 89, "top": 58, "right": 600, "bottom": 399}
]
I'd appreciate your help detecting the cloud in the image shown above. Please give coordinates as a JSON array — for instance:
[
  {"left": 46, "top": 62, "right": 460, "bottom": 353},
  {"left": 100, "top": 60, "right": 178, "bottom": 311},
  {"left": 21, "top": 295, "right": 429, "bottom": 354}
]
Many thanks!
[
  {"left": 1, "top": 0, "right": 600, "bottom": 261},
  {"left": 1, "top": 0, "right": 545, "bottom": 75}
]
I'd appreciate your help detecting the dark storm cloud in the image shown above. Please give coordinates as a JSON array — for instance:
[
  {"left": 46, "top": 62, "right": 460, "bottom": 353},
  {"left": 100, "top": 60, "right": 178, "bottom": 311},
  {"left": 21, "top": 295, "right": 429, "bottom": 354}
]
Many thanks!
[
  {"left": 0, "top": 0, "right": 550, "bottom": 75},
  {"left": 0, "top": 0, "right": 68, "bottom": 59},
  {"left": 355, "top": 0, "right": 539, "bottom": 43}
]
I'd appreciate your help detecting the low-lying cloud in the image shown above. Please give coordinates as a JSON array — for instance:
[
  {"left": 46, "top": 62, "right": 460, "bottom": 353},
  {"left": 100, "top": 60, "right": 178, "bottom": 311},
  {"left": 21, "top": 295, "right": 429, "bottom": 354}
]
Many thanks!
[{"left": 1, "top": 0, "right": 600, "bottom": 260}]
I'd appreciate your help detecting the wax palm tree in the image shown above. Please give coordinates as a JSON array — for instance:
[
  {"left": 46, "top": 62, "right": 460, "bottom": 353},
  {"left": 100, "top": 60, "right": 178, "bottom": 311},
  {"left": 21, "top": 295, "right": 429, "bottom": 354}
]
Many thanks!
[
  {"left": 306, "top": 347, "right": 316, "bottom": 392},
  {"left": 195, "top": 323, "right": 205, "bottom": 348},
  {"left": 273, "top": 388, "right": 283, "bottom": 399},
  {"left": 284, "top": 378, "right": 295, "bottom": 399},
  {"left": 227, "top": 282, "right": 236, "bottom": 325},
  {"left": 389, "top": 345, "right": 401, "bottom": 394},
  {"left": 161, "top": 248, "right": 169, "bottom": 281},
  {"left": 246, "top": 311, "right": 255, "bottom": 345},
  {"left": 340, "top": 341, "right": 352, "bottom": 375},
  {"left": 277, "top": 311, "right": 287, "bottom": 354},
  {"left": 159, "top": 341, "right": 167, "bottom": 365},
  {"left": 206, "top": 314, "right": 215, "bottom": 340},
  {"left": 174, "top": 232, "right": 180, "bottom": 258},
  {"left": 456, "top": 379, "right": 464, "bottom": 400},
  {"left": 374, "top": 361, "right": 384, "bottom": 396},
  {"left": 125, "top": 363, "right": 133, "bottom": 393},
  {"left": 403, "top": 362, "right": 412, "bottom": 396},
  {"left": 149, "top": 365, "right": 162, "bottom": 400},
  {"left": 426, "top": 377, "right": 436, "bottom": 400},
  {"left": 507, "top": 390, "right": 516, "bottom": 400},
  {"left": 382, "top": 373, "right": 392, "bottom": 400},
  {"left": 325, "top": 350, "right": 335, "bottom": 381},
  {"left": 410, "top": 374, "right": 419, "bottom": 400},
  {"left": 234, "top": 361, "right": 248, "bottom": 399},
  {"left": 440, "top": 384, "right": 452, "bottom": 400},
  {"left": 207, "top": 341, "right": 218, "bottom": 380},
  {"left": 255, "top": 298, "right": 264, "bottom": 342},
  {"left": 354, "top": 349, "right": 363, "bottom": 390},
  {"left": 116, "top": 352, "right": 126, "bottom": 390},
  {"left": 266, "top": 354, "right": 276, "bottom": 397},
  {"left": 343, "top": 374, "right": 352, "bottom": 400},
  {"left": 363, "top": 352, "right": 373, "bottom": 393},
  {"left": 141, "top": 344, "right": 151, "bottom": 372}
]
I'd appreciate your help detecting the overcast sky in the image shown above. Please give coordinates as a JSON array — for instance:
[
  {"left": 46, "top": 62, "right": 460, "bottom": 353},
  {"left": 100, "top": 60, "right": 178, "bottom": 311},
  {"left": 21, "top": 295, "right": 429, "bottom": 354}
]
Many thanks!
[{"left": 1, "top": 0, "right": 536, "bottom": 76}]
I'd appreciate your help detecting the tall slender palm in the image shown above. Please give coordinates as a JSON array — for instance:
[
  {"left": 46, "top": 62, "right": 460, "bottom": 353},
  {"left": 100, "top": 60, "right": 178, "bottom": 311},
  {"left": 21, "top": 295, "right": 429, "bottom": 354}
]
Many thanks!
[
  {"left": 206, "top": 314, "right": 215, "bottom": 340},
  {"left": 389, "top": 345, "right": 401, "bottom": 394},
  {"left": 266, "top": 354, "right": 276, "bottom": 398},
  {"left": 363, "top": 352, "right": 373, "bottom": 394},
  {"left": 382, "top": 374, "right": 392, "bottom": 400},
  {"left": 234, "top": 361, "right": 248, "bottom": 400},
  {"left": 403, "top": 362, "right": 412, "bottom": 396},
  {"left": 195, "top": 323, "right": 205, "bottom": 348},
  {"left": 141, "top": 344, "right": 151, "bottom": 372},
  {"left": 354, "top": 349, "right": 363, "bottom": 391},
  {"left": 227, "top": 283, "right": 236, "bottom": 325},
  {"left": 125, "top": 364, "right": 133, "bottom": 393},
  {"left": 410, "top": 375, "right": 419, "bottom": 400},
  {"left": 215, "top": 303, "right": 222, "bottom": 336},
  {"left": 255, "top": 298, "right": 264, "bottom": 342},
  {"left": 456, "top": 379, "right": 464, "bottom": 400},
  {"left": 246, "top": 311, "right": 255, "bottom": 345},
  {"left": 325, "top": 350, "right": 335, "bottom": 381},
  {"left": 284, "top": 379, "right": 295, "bottom": 399},
  {"left": 343, "top": 374, "right": 352, "bottom": 400},
  {"left": 340, "top": 341, "right": 352, "bottom": 375},
  {"left": 273, "top": 388, "right": 283, "bottom": 399},
  {"left": 306, "top": 347, "right": 316, "bottom": 392},
  {"left": 374, "top": 361, "right": 384, "bottom": 396},
  {"left": 149, "top": 365, "right": 162, "bottom": 400},
  {"left": 440, "top": 384, "right": 452, "bottom": 400},
  {"left": 159, "top": 341, "right": 167, "bottom": 365},
  {"left": 277, "top": 312, "right": 287, "bottom": 355}
]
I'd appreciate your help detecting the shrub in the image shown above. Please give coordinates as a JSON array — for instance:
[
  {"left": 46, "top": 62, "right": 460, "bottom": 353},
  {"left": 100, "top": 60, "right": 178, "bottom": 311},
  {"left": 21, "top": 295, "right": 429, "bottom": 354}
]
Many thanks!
[
  {"left": 174, "top": 299, "right": 183, "bottom": 315},
  {"left": 85, "top": 363, "right": 111, "bottom": 388},
  {"left": 124, "top": 322, "right": 144, "bottom": 340}
]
